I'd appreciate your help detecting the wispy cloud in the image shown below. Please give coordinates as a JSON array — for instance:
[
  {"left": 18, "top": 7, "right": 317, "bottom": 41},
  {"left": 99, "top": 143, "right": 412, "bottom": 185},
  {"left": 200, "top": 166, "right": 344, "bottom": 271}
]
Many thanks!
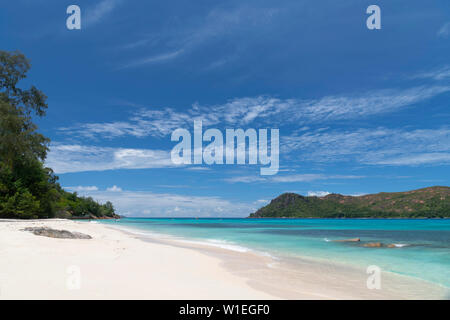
[
  {"left": 372, "top": 153, "right": 450, "bottom": 166},
  {"left": 225, "top": 173, "right": 364, "bottom": 184},
  {"left": 46, "top": 144, "right": 179, "bottom": 174},
  {"left": 299, "top": 86, "right": 450, "bottom": 122},
  {"left": 85, "top": 0, "right": 122, "bottom": 26},
  {"left": 438, "top": 21, "right": 450, "bottom": 38},
  {"left": 119, "top": 5, "right": 280, "bottom": 68},
  {"left": 411, "top": 65, "right": 450, "bottom": 81},
  {"left": 59, "top": 106, "right": 220, "bottom": 139},
  {"left": 119, "top": 49, "right": 184, "bottom": 69},
  {"left": 66, "top": 186, "right": 99, "bottom": 192},
  {"left": 59, "top": 85, "right": 450, "bottom": 140},
  {"left": 271, "top": 174, "right": 364, "bottom": 183},
  {"left": 283, "top": 127, "right": 450, "bottom": 166},
  {"left": 224, "top": 176, "right": 267, "bottom": 183},
  {"left": 185, "top": 167, "right": 212, "bottom": 171}
]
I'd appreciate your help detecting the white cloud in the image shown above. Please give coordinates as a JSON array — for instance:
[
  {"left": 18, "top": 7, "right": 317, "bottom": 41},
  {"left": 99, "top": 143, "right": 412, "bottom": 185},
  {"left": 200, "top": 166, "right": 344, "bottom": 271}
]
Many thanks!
[
  {"left": 438, "top": 22, "right": 450, "bottom": 38},
  {"left": 307, "top": 191, "right": 330, "bottom": 197},
  {"left": 119, "top": 6, "right": 280, "bottom": 68},
  {"left": 66, "top": 186, "right": 99, "bottom": 192},
  {"left": 85, "top": 0, "right": 122, "bottom": 26},
  {"left": 272, "top": 174, "right": 364, "bottom": 183},
  {"left": 60, "top": 85, "right": 450, "bottom": 140},
  {"left": 215, "top": 96, "right": 294, "bottom": 125},
  {"left": 300, "top": 86, "right": 450, "bottom": 122},
  {"left": 106, "top": 185, "right": 122, "bottom": 192},
  {"left": 347, "top": 193, "right": 368, "bottom": 197},
  {"left": 283, "top": 127, "right": 450, "bottom": 166},
  {"left": 119, "top": 49, "right": 185, "bottom": 69},
  {"left": 46, "top": 144, "right": 179, "bottom": 174},
  {"left": 67, "top": 188, "right": 254, "bottom": 217},
  {"left": 372, "top": 153, "right": 450, "bottom": 166},
  {"left": 186, "top": 167, "right": 212, "bottom": 171},
  {"left": 59, "top": 106, "right": 221, "bottom": 139},
  {"left": 224, "top": 175, "right": 267, "bottom": 183},
  {"left": 412, "top": 65, "right": 450, "bottom": 81},
  {"left": 225, "top": 173, "right": 364, "bottom": 184}
]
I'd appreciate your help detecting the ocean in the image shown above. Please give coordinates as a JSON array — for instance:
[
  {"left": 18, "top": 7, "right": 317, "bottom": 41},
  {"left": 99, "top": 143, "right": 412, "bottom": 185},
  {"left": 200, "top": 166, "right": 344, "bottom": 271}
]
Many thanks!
[{"left": 100, "top": 218, "right": 450, "bottom": 289}]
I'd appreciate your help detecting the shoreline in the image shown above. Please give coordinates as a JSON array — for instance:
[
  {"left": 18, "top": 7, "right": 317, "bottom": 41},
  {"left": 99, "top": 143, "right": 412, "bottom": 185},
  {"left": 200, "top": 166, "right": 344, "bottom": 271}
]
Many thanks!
[
  {"left": 104, "top": 222, "right": 449, "bottom": 300},
  {"left": 0, "top": 219, "right": 447, "bottom": 299},
  {"left": 246, "top": 217, "right": 450, "bottom": 219}
]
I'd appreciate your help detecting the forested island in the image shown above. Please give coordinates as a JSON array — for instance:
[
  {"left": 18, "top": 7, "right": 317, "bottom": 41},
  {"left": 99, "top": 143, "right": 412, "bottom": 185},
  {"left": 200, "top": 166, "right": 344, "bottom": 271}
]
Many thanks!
[
  {"left": 250, "top": 186, "right": 450, "bottom": 218},
  {"left": 0, "top": 50, "right": 119, "bottom": 219}
]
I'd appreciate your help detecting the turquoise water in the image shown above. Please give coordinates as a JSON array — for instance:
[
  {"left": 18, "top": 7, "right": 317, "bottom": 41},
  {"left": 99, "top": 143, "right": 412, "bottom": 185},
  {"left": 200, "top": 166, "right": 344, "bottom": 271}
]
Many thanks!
[{"left": 100, "top": 218, "right": 450, "bottom": 288}]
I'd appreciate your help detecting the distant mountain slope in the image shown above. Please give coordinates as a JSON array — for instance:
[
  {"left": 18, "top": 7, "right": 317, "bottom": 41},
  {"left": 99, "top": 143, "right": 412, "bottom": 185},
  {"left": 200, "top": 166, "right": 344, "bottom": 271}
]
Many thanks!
[{"left": 249, "top": 186, "right": 450, "bottom": 218}]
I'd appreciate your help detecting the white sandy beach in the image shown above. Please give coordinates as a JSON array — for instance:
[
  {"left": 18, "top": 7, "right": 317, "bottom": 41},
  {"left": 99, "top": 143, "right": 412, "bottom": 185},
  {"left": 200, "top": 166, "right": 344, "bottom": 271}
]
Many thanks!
[{"left": 0, "top": 219, "right": 446, "bottom": 300}]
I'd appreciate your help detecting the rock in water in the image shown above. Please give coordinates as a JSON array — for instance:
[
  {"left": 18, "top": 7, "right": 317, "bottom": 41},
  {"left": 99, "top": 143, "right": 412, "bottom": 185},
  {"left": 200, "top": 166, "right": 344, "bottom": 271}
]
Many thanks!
[
  {"left": 22, "top": 227, "right": 92, "bottom": 239},
  {"left": 333, "top": 238, "right": 360, "bottom": 242},
  {"left": 363, "top": 242, "right": 383, "bottom": 248}
]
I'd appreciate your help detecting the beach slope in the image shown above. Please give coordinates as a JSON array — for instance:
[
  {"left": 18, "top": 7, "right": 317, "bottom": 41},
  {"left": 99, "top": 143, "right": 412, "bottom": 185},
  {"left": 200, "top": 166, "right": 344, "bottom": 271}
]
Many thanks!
[{"left": 0, "top": 219, "right": 275, "bottom": 299}]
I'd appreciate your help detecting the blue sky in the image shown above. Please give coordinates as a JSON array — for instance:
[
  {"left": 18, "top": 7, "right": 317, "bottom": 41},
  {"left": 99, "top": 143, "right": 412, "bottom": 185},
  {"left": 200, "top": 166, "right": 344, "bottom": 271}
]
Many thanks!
[{"left": 1, "top": 0, "right": 449, "bottom": 216}]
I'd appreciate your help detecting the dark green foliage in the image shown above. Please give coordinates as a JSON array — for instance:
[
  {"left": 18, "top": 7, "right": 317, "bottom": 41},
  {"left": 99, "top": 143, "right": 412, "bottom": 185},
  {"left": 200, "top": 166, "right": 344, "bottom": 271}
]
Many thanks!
[
  {"left": 0, "top": 159, "right": 59, "bottom": 218},
  {"left": 0, "top": 50, "right": 117, "bottom": 219},
  {"left": 55, "top": 188, "right": 116, "bottom": 218},
  {"left": 249, "top": 187, "right": 450, "bottom": 218}
]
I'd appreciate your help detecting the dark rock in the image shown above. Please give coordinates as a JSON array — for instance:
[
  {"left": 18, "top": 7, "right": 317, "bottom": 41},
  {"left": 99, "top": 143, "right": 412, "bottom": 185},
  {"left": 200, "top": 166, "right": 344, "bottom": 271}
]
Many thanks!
[{"left": 22, "top": 227, "right": 92, "bottom": 239}]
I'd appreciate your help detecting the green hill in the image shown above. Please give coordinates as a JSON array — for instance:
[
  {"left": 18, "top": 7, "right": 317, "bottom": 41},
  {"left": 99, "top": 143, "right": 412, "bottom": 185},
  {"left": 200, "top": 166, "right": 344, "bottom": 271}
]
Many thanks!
[{"left": 249, "top": 186, "right": 450, "bottom": 218}]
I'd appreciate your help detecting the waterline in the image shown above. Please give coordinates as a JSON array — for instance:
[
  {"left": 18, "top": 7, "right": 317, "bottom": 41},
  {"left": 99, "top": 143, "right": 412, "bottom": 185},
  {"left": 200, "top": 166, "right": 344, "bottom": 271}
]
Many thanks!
[{"left": 100, "top": 218, "right": 450, "bottom": 290}]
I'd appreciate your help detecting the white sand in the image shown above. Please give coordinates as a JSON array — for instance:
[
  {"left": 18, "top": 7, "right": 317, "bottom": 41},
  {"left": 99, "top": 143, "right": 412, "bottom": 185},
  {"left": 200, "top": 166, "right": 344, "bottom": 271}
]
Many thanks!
[
  {"left": 0, "top": 219, "right": 275, "bottom": 299},
  {"left": 0, "top": 219, "right": 447, "bottom": 300}
]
